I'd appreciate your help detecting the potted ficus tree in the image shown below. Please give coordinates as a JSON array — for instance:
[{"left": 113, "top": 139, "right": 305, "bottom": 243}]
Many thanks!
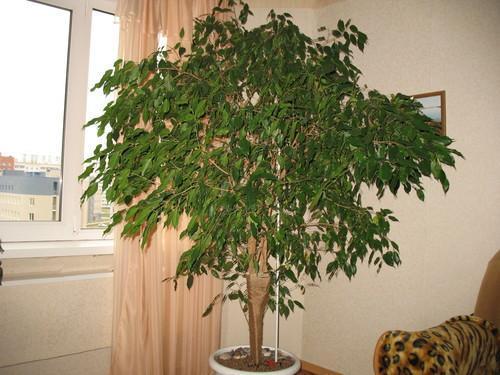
[{"left": 80, "top": 1, "right": 462, "bottom": 373}]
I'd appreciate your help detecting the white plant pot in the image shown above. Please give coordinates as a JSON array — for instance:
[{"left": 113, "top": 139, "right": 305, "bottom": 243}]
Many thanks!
[{"left": 209, "top": 345, "right": 301, "bottom": 375}]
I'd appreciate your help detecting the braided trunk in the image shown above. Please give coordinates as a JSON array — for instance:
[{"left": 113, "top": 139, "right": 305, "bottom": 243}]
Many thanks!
[
  {"left": 247, "top": 273, "right": 271, "bottom": 366},
  {"left": 246, "top": 236, "right": 271, "bottom": 366}
]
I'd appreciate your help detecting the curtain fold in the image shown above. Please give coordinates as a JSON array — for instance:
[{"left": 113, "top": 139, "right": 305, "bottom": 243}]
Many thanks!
[{"left": 110, "top": 2, "right": 223, "bottom": 374}]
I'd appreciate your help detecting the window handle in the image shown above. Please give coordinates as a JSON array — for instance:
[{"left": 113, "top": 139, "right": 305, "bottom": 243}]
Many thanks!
[{"left": 0, "top": 239, "right": 3, "bottom": 285}]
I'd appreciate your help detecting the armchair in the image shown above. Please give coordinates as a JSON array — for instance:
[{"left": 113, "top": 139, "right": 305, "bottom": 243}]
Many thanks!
[{"left": 373, "top": 250, "right": 500, "bottom": 374}]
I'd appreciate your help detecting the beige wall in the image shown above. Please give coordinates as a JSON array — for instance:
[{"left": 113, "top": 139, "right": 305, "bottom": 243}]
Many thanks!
[
  {"left": 0, "top": 277, "right": 112, "bottom": 375},
  {"left": 301, "top": 0, "right": 500, "bottom": 374},
  {"left": 247, "top": 0, "right": 338, "bottom": 9},
  {"left": 245, "top": 2, "right": 318, "bottom": 37}
]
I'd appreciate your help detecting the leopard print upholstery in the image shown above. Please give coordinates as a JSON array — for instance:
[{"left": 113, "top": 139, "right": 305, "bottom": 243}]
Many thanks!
[{"left": 374, "top": 315, "right": 500, "bottom": 375}]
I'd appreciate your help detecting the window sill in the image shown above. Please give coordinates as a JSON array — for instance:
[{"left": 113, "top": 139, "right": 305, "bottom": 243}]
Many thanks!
[
  {"left": 0, "top": 239, "right": 113, "bottom": 259},
  {"left": 2, "top": 271, "right": 113, "bottom": 286}
]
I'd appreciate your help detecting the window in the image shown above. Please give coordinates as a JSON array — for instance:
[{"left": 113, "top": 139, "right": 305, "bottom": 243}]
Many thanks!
[
  {"left": 81, "top": 10, "right": 119, "bottom": 229},
  {"left": 0, "top": 0, "right": 118, "bottom": 242},
  {"left": 0, "top": 1, "right": 68, "bottom": 223}
]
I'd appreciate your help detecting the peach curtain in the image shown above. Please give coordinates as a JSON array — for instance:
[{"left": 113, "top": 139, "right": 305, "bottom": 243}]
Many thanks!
[{"left": 110, "top": 2, "right": 223, "bottom": 375}]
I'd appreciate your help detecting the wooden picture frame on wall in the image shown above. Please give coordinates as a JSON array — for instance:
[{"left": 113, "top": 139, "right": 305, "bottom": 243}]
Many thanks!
[{"left": 413, "top": 90, "right": 446, "bottom": 136}]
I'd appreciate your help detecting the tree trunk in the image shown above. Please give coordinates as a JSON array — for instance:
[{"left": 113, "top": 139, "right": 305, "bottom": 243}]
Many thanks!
[
  {"left": 246, "top": 272, "right": 271, "bottom": 366},
  {"left": 246, "top": 236, "right": 271, "bottom": 366}
]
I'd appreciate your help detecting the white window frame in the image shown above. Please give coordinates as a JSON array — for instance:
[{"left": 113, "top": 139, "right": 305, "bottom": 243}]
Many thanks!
[{"left": 0, "top": 0, "right": 117, "bottom": 245}]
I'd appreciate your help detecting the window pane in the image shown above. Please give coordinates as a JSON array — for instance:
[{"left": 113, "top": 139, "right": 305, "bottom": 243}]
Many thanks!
[
  {"left": 0, "top": 1, "right": 69, "bottom": 222},
  {"left": 81, "top": 10, "right": 119, "bottom": 229}
]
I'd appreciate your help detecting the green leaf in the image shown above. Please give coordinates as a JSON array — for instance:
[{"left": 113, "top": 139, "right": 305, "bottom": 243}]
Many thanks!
[
  {"left": 239, "top": 138, "right": 251, "bottom": 155},
  {"left": 337, "top": 19, "right": 345, "bottom": 32},
  {"left": 228, "top": 292, "right": 239, "bottom": 300},
  {"left": 161, "top": 99, "right": 171, "bottom": 115},
  {"left": 440, "top": 174, "right": 450, "bottom": 193},
  {"left": 85, "top": 183, "right": 98, "bottom": 198},
  {"left": 310, "top": 190, "right": 323, "bottom": 210},
  {"left": 379, "top": 163, "right": 392, "bottom": 182},
  {"left": 187, "top": 275, "right": 194, "bottom": 289},
  {"left": 382, "top": 251, "right": 396, "bottom": 267},
  {"left": 284, "top": 269, "right": 298, "bottom": 283},
  {"left": 431, "top": 160, "right": 443, "bottom": 179},
  {"left": 170, "top": 209, "right": 180, "bottom": 228},
  {"left": 244, "top": 185, "right": 256, "bottom": 208},
  {"left": 143, "top": 107, "right": 150, "bottom": 123},
  {"left": 195, "top": 100, "right": 207, "bottom": 118},
  {"left": 294, "top": 300, "right": 304, "bottom": 310},
  {"left": 79, "top": 165, "right": 95, "bottom": 180},
  {"left": 141, "top": 158, "right": 152, "bottom": 175},
  {"left": 416, "top": 189, "right": 425, "bottom": 201},
  {"left": 202, "top": 303, "right": 213, "bottom": 317}
]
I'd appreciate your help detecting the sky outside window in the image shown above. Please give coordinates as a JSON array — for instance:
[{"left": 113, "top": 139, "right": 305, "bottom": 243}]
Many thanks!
[
  {"left": 81, "top": 9, "right": 120, "bottom": 228},
  {"left": 84, "top": 10, "right": 120, "bottom": 159},
  {"left": 0, "top": 0, "right": 70, "bottom": 161},
  {"left": 0, "top": 0, "right": 70, "bottom": 222}
]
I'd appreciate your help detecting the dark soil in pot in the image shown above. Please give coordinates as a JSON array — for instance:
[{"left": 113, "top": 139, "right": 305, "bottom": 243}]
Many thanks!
[{"left": 215, "top": 347, "right": 295, "bottom": 372}]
